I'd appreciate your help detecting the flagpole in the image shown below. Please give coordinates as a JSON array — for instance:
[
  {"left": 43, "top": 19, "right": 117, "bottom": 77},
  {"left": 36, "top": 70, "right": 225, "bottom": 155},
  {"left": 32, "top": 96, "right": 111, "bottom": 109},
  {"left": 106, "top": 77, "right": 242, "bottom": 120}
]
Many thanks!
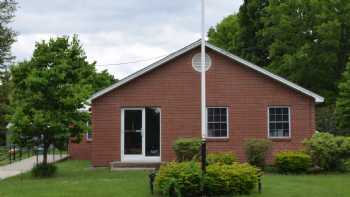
[
  {"left": 200, "top": 1, "right": 207, "bottom": 193},
  {"left": 200, "top": 0, "right": 207, "bottom": 181},
  {"left": 201, "top": 0, "right": 206, "bottom": 140}
]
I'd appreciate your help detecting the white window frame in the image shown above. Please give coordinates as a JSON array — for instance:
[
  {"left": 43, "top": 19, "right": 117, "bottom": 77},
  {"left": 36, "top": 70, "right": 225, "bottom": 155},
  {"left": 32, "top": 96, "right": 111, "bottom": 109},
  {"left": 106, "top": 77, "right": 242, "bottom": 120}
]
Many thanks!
[
  {"left": 86, "top": 132, "right": 92, "bottom": 141},
  {"left": 267, "top": 106, "right": 291, "bottom": 139},
  {"left": 206, "top": 107, "right": 229, "bottom": 139},
  {"left": 86, "top": 121, "right": 92, "bottom": 141}
]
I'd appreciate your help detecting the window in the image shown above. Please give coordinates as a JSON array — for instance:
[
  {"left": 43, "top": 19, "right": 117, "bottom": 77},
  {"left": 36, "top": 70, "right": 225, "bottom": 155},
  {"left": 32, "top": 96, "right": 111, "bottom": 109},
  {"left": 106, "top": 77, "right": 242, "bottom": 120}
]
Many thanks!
[
  {"left": 86, "top": 120, "right": 92, "bottom": 141},
  {"left": 268, "top": 107, "right": 290, "bottom": 138},
  {"left": 86, "top": 131, "right": 92, "bottom": 141},
  {"left": 207, "top": 107, "right": 228, "bottom": 138}
]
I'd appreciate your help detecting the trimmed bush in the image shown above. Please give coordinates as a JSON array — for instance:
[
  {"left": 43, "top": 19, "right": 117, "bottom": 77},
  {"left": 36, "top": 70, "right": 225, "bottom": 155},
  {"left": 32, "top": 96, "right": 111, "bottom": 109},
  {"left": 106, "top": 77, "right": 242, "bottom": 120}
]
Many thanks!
[
  {"left": 204, "top": 163, "right": 260, "bottom": 196},
  {"left": 304, "top": 132, "right": 350, "bottom": 171},
  {"left": 275, "top": 151, "right": 311, "bottom": 174},
  {"left": 244, "top": 138, "right": 272, "bottom": 169},
  {"left": 172, "top": 138, "right": 201, "bottom": 162},
  {"left": 155, "top": 161, "right": 260, "bottom": 197},
  {"left": 155, "top": 162, "right": 201, "bottom": 197},
  {"left": 206, "top": 152, "right": 236, "bottom": 165},
  {"left": 32, "top": 163, "right": 57, "bottom": 178}
]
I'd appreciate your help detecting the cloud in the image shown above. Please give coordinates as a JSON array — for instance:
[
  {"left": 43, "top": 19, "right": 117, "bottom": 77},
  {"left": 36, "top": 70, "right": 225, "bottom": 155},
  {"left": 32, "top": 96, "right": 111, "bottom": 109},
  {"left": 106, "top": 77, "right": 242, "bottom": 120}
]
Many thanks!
[{"left": 11, "top": 0, "right": 243, "bottom": 79}]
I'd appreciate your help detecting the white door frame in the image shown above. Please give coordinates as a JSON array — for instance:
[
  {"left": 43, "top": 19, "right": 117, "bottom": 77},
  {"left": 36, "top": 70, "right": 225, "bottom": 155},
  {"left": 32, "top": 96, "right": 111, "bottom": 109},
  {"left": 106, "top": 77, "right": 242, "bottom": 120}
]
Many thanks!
[{"left": 121, "top": 108, "right": 161, "bottom": 162}]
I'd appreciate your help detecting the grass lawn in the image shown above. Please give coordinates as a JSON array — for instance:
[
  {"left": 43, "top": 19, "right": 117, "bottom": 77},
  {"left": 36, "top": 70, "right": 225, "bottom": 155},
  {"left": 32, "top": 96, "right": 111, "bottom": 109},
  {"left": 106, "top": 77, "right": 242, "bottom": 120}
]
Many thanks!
[
  {"left": 0, "top": 160, "right": 349, "bottom": 197},
  {"left": 245, "top": 173, "right": 350, "bottom": 197}
]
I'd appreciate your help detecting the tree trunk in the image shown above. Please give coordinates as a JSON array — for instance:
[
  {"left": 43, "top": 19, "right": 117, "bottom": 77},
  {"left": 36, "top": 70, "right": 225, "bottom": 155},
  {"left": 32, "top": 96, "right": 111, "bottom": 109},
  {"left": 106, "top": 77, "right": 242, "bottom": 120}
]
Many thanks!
[{"left": 42, "top": 142, "right": 49, "bottom": 165}]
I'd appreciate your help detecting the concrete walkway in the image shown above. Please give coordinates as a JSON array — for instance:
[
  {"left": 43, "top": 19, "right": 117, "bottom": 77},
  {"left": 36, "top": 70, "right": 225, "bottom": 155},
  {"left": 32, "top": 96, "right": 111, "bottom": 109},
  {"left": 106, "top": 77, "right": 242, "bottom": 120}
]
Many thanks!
[{"left": 0, "top": 154, "right": 68, "bottom": 180}]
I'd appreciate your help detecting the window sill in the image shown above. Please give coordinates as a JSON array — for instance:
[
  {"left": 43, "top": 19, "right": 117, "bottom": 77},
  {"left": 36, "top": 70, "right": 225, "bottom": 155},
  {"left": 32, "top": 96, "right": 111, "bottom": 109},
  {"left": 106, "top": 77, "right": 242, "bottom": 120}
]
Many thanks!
[
  {"left": 86, "top": 139, "right": 93, "bottom": 143},
  {"left": 268, "top": 137, "right": 291, "bottom": 142},
  {"left": 205, "top": 137, "right": 229, "bottom": 142}
]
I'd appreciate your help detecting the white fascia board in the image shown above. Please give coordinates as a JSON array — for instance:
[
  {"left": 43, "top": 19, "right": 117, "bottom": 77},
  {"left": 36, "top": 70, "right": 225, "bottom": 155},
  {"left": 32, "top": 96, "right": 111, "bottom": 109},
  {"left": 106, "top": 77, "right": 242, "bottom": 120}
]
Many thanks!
[{"left": 89, "top": 40, "right": 324, "bottom": 103}]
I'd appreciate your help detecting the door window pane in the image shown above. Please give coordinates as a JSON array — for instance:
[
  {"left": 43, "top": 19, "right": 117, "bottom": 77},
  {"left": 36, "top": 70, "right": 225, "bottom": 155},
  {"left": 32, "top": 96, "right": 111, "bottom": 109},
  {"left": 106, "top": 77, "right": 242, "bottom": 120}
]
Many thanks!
[
  {"left": 145, "top": 108, "right": 160, "bottom": 157},
  {"left": 124, "top": 110, "right": 142, "bottom": 154}
]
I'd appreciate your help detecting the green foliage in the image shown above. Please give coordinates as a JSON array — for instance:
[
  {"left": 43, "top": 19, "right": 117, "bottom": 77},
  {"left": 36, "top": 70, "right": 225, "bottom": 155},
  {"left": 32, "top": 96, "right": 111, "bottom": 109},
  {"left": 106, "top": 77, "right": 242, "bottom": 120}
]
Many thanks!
[
  {"left": 91, "top": 69, "right": 117, "bottom": 93},
  {"left": 0, "top": 0, "right": 16, "bottom": 146},
  {"left": 208, "top": 15, "right": 240, "bottom": 55},
  {"left": 208, "top": 0, "right": 269, "bottom": 67},
  {"left": 155, "top": 162, "right": 201, "bottom": 197},
  {"left": 208, "top": 0, "right": 350, "bottom": 104},
  {"left": 336, "top": 62, "right": 350, "bottom": 132},
  {"left": 155, "top": 161, "right": 259, "bottom": 197},
  {"left": 344, "top": 159, "right": 350, "bottom": 172},
  {"left": 262, "top": 0, "right": 350, "bottom": 103},
  {"left": 316, "top": 105, "right": 341, "bottom": 135},
  {"left": 244, "top": 138, "right": 272, "bottom": 169},
  {"left": 204, "top": 163, "right": 260, "bottom": 196},
  {"left": 8, "top": 35, "right": 115, "bottom": 164},
  {"left": 31, "top": 163, "right": 57, "bottom": 178},
  {"left": 172, "top": 138, "right": 201, "bottom": 162},
  {"left": 236, "top": 0, "right": 270, "bottom": 67},
  {"left": 304, "top": 132, "right": 350, "bottom": 171},
  {"left": 0, "top": 70, "right": 11, "bottom": 146},
  {"left": 275, "top": 151, "right": 311, "bottom": 174},
  {"left": 0, "top": 0, "right": 16, "bottom": 67},
  {"left": 206, "top": 152, "right": 236, "bottom": 165}
]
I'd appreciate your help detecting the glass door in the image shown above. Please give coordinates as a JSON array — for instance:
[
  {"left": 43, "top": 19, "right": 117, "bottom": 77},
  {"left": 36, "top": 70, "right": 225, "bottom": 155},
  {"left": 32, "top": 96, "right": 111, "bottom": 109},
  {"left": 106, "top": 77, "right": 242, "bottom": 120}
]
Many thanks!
[
  {"left": 121, "top": 108, "right": 161, "bottom": 162},
  {"left": 122, "top": 108, "right": 145, "bottom": 160}
]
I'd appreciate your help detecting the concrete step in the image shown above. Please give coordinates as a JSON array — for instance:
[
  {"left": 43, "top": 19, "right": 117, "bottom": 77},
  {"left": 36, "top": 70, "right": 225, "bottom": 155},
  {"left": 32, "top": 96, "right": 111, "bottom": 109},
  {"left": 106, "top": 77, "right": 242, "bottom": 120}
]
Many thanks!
[{"left": 110, "top": 161, "right": 162, "bottom": 171}]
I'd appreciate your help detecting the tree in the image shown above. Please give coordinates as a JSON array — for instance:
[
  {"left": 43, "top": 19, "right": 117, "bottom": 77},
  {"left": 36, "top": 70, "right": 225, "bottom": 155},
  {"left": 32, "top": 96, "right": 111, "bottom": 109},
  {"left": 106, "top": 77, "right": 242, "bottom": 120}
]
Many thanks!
[
  {"left": 0, "top": 0, "right": 16, "bottom": 68},
  {"left": 208, "top": 0, "right": 269, "bottom": 67},
  {"left": 8, "top": 36, "right": 113, "bottom": 164},
  {"left": 0, "top": 70, "right": 10, "bottom": 145},
  {"left": 0, "top": 0, "right": 17, "bottom": 145},
  {"left": 261, "top": 0, "right": 350, "bottom": 103},
  {"left": 236, "top": 0, "right": 270, "bottom": 67},
  {"left": 92, "top": 69, "right": 117, "bottom": 92},
  {"left": 336, "top": 62, "right": 350, "bottom": 133},
  {"left": 208, "top": 15, "right": 240, "bottom": 55}
]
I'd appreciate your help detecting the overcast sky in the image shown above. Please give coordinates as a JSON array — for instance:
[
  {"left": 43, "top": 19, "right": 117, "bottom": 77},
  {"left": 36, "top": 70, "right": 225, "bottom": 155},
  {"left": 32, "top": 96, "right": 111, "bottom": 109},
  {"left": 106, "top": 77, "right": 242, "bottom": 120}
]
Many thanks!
[{"left": 11, "top": 0, "right": 242, "bottom": 79}]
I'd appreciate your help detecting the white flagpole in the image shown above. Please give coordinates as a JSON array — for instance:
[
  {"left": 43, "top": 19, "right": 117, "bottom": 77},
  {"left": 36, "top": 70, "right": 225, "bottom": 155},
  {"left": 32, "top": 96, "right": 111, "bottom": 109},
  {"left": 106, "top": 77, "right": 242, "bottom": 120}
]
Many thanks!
[{"left": 201, "top": 0, "right": 206, "bottom": 139}]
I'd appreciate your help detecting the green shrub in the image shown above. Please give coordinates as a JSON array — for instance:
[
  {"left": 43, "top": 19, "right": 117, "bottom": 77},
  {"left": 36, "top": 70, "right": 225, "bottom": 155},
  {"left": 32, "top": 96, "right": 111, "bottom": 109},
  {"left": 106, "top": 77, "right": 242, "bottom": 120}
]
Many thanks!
[
  {"left": 275, "top": 151, "right": 311, "bottom": 174},
  {"left": 155, "top": 162, "right": 202, "bottom": 197},
  {"left": 172, "top": 138, "right": 201, "bottom": 162},
  {"left": 155, "top": 161, "right": 260, "bottom": 197},
  {"left": 206, "top": 152, "right": 236, "bottom": 165},
  {"left": 344, "top": 159, "right": 350, "bottom": 172},
  {"left": 204, "top": 163, "right": 260, "bottom": 196},
  {"left": 304, "top": 132, "right": 350, "bottom": 171},
  {"left": 244, "top": 138, "right": 272, "bottom": 168},
  {"left": 31, "top": 163, "right": 57, "bottom": 178}
]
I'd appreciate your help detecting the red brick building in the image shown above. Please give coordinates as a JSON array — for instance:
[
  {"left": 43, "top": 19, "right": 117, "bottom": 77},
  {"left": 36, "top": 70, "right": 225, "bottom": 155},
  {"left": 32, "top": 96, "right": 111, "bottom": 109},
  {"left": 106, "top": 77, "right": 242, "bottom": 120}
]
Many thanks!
[{"left": 69, "top": 40, "right": 324, "bottom": 167}]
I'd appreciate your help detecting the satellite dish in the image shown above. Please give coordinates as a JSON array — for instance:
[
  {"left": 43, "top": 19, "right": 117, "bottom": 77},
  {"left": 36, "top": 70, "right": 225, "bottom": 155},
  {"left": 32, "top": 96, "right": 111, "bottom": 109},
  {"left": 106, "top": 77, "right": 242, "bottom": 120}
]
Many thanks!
[{"left": 192, "top": 53, "right": 212, "bottom": 72}]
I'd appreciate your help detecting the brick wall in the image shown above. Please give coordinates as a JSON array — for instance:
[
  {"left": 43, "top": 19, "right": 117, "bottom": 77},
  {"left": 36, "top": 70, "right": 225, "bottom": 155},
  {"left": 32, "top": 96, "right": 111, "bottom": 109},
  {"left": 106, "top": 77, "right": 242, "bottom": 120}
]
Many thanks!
[
  {"left": 69, "top": 134, "right": 92, "bottom": 160},
  {"left": 89, "top": 46, "right": 316, "bottom": 166}
]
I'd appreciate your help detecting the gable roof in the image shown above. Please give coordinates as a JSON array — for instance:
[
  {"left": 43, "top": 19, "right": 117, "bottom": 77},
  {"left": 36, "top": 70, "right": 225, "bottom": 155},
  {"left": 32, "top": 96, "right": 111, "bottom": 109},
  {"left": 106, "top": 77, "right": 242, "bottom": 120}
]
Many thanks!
[{"left": 89, "top": 40, "right": 324, "bottom": 103}]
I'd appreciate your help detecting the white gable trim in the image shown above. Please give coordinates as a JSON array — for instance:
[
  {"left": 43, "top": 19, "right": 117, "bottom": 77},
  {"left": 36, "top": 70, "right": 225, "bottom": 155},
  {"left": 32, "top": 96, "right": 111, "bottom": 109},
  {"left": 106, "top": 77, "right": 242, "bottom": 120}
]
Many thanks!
[{"left": 89, "top": 40, "right": 324, "bottom": 103}]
